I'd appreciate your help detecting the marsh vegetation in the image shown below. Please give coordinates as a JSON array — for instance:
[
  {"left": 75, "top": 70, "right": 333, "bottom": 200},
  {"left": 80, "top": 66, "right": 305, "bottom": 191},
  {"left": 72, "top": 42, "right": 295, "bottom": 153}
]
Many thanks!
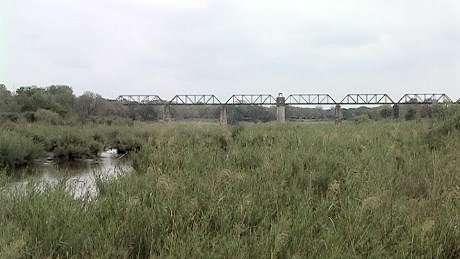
[
  {"left": 1, "top": 107, "right": 459, "bottom": 257},
  {"left": 1, "top": 84, "right": 459, "bottom": 257}
]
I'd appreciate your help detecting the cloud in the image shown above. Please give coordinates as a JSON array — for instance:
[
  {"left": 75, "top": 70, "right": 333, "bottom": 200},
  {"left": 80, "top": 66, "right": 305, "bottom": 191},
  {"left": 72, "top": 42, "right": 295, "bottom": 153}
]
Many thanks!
[{"left": 0, "top": 0, "right": 459, "bottom": 100}]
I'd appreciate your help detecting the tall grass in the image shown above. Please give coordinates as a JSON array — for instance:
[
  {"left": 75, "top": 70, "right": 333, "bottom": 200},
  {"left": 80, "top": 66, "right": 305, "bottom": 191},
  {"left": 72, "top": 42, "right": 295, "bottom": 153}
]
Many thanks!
[{"left": 0, "top": 119, "right": 459, "bottom": 257}]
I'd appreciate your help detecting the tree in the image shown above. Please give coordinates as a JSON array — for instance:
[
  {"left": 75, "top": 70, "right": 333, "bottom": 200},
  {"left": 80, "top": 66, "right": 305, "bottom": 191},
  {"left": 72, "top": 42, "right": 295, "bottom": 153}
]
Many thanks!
[
  {"left": 75, "top": 92, "right": 101, "bottom": 119},
  {"left": 15, "top": 86, "right": 52, "bottom": 112},
  {"left": 379, "top": 106, "right": 393, "bottom": 119},
  {"left": 0, "top": 84, "right": 12, "bottom": 112},
  {"left": 75, "top": 91, "right": 127, "bottom": 120},
  {"left": 405, "top": 107, "right": 417, "bottom": 120},
  {"left": 46, "top": 85, "right": 76, "bottom": 116}
]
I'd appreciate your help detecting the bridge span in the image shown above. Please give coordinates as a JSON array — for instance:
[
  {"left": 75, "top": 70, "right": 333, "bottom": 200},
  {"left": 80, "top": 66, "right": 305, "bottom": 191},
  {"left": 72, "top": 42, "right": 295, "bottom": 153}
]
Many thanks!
[{"left": 116, "top": 93, "right": 457, "bottom": 124}]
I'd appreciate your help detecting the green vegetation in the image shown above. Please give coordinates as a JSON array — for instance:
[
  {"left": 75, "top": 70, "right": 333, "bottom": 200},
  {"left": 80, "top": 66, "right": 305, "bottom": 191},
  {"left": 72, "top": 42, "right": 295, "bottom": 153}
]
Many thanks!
[
  {"left": 0, "top": 122, "right": 158, "bottom": 169},
  {"left": 0, "top": 84, "right": 459, "bottom": 256},
  {"left": 1, "top": 112, "right": 459, "bottom": 257},
  {"left": 1, "top": 84, "right": 447, "bottom": 126},
  {"left": 0, "top": 130, "right": 41, "bottom": 168}
]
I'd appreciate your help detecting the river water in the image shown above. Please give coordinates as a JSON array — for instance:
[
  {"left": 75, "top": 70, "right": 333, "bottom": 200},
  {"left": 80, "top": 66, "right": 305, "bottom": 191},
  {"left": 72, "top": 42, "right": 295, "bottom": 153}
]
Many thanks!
[{"left": 7, "top": 149, "right": 133, "bottom": 199}]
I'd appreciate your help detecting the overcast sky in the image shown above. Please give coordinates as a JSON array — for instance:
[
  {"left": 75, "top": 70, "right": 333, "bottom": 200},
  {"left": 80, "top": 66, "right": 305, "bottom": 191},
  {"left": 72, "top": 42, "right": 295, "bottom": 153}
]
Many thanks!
[{"left": 1, "top": 0, "right": 459, "bottom": 100}]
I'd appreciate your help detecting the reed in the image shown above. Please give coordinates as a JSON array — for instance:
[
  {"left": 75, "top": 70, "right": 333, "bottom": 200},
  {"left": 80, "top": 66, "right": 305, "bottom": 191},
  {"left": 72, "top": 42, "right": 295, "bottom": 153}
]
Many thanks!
[{"left": 0, "top": 117, "right": 459, "bottom": 257}]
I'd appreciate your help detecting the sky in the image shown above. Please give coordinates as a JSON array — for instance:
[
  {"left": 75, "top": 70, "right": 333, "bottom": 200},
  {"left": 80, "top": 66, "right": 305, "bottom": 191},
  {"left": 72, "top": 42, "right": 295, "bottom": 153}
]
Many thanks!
[{"left": 1, "top": 0, "right": 459, "bottom": 101}]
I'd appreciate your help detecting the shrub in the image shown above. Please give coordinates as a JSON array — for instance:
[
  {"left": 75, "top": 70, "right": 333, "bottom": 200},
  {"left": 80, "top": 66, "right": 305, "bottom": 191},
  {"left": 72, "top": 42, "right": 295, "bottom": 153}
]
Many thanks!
[
  {"left": 352, "top": 114, "right": 371, "bottom": 123},
  {"left": 0, "top": 130, "right": 41, "bottom": 169},
  {"left": 35, "top": 109, "right": 61, "bottom": 124},
  {"left": 54, "top": 131, "right": 102, "bottom": 161},
  {"left": 405, "top": 108, "right": 418, "bottom": 120},
  {"left": 426, "top": 110, "right": 460, "bottom": 149},
  {"left": 379, "top": 106, "right": 393, "bottom": 119},
  {"left": 0, "top": 112, "right": 20, "bottom": 122}
]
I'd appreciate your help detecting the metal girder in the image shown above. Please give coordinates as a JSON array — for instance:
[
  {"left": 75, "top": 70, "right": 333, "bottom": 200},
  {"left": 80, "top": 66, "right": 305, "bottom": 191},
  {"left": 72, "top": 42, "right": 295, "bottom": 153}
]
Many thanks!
[
  {"left": 226, "top": 94, "right": 276, "bottom": 105},
  {"left": 169, "top": 94, "right": 221, "bottom": 105},
  {"left": 116, "top": 93, "right": 458, "bottom": 106},
  {"left": 286, "top": 94, "right": 336, "bottom": 105},
  {"left": 116, "top": 95, "right": 166, "bottom": 105},
  {"left": 397, "top": 94, "right": 452, "bottom": 104},
  {"left": 340, "top": 94, "right": 394, "bottom": 105}
]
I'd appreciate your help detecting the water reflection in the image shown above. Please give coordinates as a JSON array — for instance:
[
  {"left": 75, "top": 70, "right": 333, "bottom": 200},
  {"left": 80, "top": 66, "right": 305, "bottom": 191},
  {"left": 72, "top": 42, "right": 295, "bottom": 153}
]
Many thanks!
[{"left": 8, "top": 149, "right": 132, "bottom": 198}]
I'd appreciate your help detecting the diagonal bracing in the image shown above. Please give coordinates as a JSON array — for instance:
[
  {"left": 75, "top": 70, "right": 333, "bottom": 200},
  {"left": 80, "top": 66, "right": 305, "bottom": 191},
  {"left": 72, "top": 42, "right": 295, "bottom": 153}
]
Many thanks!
[
  {"left": 397, "top": 94, "right": 452, "bottom": 104},
  {"left": 225, "top": 94, "right": 276, "bottom": 105},
  {"left": 340, "top": 94, "right": 394, "bottom": 105},
  {"left": 285, "top": 94, "right": 336, "bottom": 105}
]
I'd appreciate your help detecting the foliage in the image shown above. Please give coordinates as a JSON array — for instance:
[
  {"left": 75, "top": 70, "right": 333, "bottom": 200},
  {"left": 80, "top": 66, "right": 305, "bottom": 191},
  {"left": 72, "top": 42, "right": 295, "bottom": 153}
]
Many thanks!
[
  {"left": 0, "top": 130, "right": 42, "bottom": 168},
  {"left": 286, "top": 106, "right": 334, "bottom": 120},
  {"left": 228, "top": 106, "right": 276, "bottom": 123},
  {"left": 0, "top": 122, "right": 160, "bottom": 168},
  {"left": 379, "top": 106, "right": 393, "bottom": 119},
  {"left": 53, "top": 130, "right": 102, "bottom": 161},
  {"left": 352, "top": 114, "right": 371, "bottom": 123},
  {"left": 3, "top": 84, "right": 441, "bottom": 123},
  {"left": 1, "top": 119, "right": 459, "bottom": 257},
  {"left": 34, "top": 109, "right": 61, "bottom": 124},
  {"left": 405, "top": 107, "right": 418, "bottom": 120},
  {"left": 425, "top": 107, "right": 460, "bottom": 149}
]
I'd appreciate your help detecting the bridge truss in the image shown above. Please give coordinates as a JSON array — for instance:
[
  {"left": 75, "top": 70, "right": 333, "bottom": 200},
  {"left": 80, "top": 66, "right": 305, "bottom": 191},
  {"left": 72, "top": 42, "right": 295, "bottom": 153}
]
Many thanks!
[
  {"left": 116, "top": 93, "right": 456, "bottom": 106},
  {"left": 225, "top": 94, "right": 277, "bottom": 105},
  {"left": 397, "top": 94, "right": 452, "bottom": 104},
  {"left": 285, "top": 94, "right": 336, "bottom": 105},
  {"left": 340, "top": 94, "right": 394, "bottom": 105},
  {"left": 116, "top": 95, "right": 166, "bottom": 105},
  {"left": 116, "top": 92, "right": 458, "bottom": 123},
  {"left": 169, "top": 95, "right": 221, "bottom": 105}
]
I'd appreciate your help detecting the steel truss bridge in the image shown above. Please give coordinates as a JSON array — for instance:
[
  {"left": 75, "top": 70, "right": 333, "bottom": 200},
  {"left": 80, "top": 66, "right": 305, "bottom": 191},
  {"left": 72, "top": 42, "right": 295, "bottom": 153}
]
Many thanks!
[
  {"left": 115, "top": 93, "right": 458, "bottom": 123},
  {"left": 116, "top": 93, "right": 455, "bottom": 106}
]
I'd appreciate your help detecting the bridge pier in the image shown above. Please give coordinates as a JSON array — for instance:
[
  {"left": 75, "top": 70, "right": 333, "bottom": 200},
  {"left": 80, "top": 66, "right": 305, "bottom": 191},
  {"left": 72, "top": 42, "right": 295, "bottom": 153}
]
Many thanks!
[
  {"left": 219, "top": 105, "right": 228, "bottom": 125},
  {"left": 393, "top": 104, "right": 399, "bottom": 119},
  {"left": 335, "top": 104, "right": 342, "bottom": 123},
  {"left": 276, "top": 93, "right": 286, "bottom": 122},
  {"left": 162, "top": 104, "right": 171, "bottom": 122}
]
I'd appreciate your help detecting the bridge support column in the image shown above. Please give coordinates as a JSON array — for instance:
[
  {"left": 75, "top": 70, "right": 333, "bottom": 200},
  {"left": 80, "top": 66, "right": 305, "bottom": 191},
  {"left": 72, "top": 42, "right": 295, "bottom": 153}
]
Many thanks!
[
  {"left": 335, "top": 104, "right": 342, "bottom": 123},
  {"left": 219, "top": 105, "right": 228, "bottom": 125},
  {"left": 162, "top": 104, "right": 171, "bottom": 122},
  {"left": 276, "top": 93, "right": 286, "bottom": 123},
  {"left": 393, "top": 104, "right": 399, "bottom": 119}
]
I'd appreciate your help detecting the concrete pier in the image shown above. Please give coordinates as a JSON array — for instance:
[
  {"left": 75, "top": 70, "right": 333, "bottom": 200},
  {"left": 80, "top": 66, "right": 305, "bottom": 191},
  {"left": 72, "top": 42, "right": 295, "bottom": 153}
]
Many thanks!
[
  {"left": 276, "top": 93, "right": 286, "bottom": 122},
  {"left": 219, "top": 105, "right": 228, "bottom": 125},
  {"left": 162, "top": 104, "right": 171, "bottom": 122},
  {"left": 335, "top": 104, "right": 342, "bottom": 123},
  {"left": 393, "top": 104, "right": 399, "bottom": 119}
]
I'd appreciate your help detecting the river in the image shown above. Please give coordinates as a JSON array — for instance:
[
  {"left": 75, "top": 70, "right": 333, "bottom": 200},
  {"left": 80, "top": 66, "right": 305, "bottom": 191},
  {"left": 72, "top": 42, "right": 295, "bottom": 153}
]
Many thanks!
[{"left": 6, "top": 149, "right": 133, "bottom": 199}]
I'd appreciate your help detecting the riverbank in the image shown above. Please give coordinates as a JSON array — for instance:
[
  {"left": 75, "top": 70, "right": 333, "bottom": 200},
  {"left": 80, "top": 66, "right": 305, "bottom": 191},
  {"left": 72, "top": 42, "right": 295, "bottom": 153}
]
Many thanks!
[{"left": 0, "top": 122, "right": 157, "bottom": 171}]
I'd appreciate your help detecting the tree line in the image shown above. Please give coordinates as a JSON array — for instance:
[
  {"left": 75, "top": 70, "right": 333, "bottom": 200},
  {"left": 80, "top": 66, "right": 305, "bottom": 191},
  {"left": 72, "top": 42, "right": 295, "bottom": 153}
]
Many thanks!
[{"left": 0, "top": 84, "right": 446, "bottom": 124}]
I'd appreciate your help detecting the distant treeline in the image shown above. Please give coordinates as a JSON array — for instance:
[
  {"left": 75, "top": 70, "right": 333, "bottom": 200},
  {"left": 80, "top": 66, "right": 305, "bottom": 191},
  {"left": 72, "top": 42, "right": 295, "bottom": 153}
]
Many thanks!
[{"left": 0, "top": 84, "right": 448, "bottom": 124}]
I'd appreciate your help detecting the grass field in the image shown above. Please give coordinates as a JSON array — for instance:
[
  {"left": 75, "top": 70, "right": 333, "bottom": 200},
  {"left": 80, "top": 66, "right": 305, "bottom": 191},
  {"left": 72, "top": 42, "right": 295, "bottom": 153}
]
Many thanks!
[{"left": 0, "top": 117, "right": 459, "bottom": 257}]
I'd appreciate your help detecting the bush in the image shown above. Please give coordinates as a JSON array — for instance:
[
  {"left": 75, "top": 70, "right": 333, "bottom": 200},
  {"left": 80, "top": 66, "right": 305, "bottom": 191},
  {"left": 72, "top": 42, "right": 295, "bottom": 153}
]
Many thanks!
[
  {"left": 0, "top": 130, "right": 42, "bottom": 169},
  {"left": 35, "top": 109, "right": 61, "bottom": 124},
  {"left": 0, "top": 112, "right": 20, "bottom": 122},
  {"left": 405, "top": 108, "right": 417, "bottom": 120},
  {"left": 379, "top": 106, "right": 393, "bottom": 119},
  {"left": 54, "top": 131, "right": 102, "bottom": 161},
  {"left": 426, "top": 109, "right": 460, "bottom": 149},
  {"left": 352, "top": 114, "right": 371, "bottom": 123}
]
